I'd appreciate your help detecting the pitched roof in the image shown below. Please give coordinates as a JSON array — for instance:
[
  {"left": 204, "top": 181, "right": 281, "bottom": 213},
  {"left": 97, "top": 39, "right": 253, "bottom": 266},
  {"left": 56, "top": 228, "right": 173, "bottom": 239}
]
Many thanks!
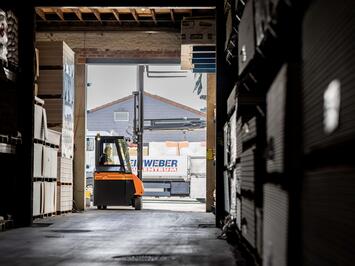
[{"left": 88, "top": 91, "right": 206, "bottom": 117}]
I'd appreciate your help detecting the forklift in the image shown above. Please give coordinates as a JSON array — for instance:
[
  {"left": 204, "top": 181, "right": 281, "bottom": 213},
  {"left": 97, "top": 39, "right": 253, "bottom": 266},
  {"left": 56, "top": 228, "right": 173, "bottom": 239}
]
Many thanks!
[{"left": 93, "top": 135, "right": 144, "bottom": 210}]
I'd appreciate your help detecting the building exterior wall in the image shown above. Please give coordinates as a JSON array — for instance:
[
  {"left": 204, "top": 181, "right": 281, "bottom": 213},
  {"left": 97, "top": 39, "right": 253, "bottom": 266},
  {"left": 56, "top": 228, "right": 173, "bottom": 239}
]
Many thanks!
[
  {"left": 87, "top": 94, "right": 206, "bottom": 142},
  {"left": 36, "top": 31, "right": 180, "bottom": 63}
]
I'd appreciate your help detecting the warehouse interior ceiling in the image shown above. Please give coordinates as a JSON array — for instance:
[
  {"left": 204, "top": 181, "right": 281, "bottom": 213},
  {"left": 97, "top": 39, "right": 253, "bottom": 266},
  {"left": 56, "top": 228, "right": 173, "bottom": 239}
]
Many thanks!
[{"left": 35, "top": 7, "right": 215, "bottom": 31}]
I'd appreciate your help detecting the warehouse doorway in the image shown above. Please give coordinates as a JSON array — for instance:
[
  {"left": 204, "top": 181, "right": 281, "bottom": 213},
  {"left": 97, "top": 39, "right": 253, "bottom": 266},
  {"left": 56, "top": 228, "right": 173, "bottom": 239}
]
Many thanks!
[
  {"left": 33, "top": 4, "right": 216, "bottom": 218},
  {"left": 85, "top": 63, "right": 207, "bottom": 212}
]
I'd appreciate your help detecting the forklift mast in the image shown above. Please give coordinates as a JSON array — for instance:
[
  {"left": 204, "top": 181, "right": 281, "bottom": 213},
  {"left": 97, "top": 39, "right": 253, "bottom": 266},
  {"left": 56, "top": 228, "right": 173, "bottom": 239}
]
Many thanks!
[{"left": 132, "top": 65, "right": 145, "bottom": 181}]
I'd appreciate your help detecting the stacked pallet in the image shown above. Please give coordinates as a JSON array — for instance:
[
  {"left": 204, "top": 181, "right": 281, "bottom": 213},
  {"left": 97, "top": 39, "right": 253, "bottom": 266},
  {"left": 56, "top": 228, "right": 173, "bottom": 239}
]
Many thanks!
[
  {"left": 264, "top": 65, "right": 292, "bottom": 266},
  {"left": 36, "top": 41, "right": 75, "bottom": 214},
  {"left": 57, "top": 157, "right": 73, "bottom": 213},
  {"left": 180, "top": 18, "right": 216, "bottom": 71},
  {"left": 222, "top": 0, "right": 355, "bottom": 265},
  {"left": 301, "top": 1, "right": 355, "bottom": 264},
  {"left": 33, "top": 98, "right": 60, "bottom": 218},
  {"left": 0, "top": 9, "right": 18, "bottom": 137},
  {"left": 5, "top": 10, "right": 18, "bottom": 68}
]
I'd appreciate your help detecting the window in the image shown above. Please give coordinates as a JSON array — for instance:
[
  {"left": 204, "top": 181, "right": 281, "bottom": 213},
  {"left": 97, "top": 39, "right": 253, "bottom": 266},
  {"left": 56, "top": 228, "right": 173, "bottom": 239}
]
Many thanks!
[
  {"left": 114, "top": 111, "right": 129, "bottom": 122},
  {"left": 100, "top": 142, "right": 120, "bottom": 165},
  {"left": 86, "top": 138, "right": 94, "bottom": 151}
]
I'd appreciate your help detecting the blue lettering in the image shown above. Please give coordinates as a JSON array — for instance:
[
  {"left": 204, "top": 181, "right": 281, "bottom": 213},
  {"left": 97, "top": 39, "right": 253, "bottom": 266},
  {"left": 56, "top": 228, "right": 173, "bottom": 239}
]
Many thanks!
[
  {"left": 144, "top": 160, "right": 153, "bottom": 167},
  {"left": 153, "top": 160, "right": 159, "bottom": 167},
  {"left": 172, "top": 160, "right": 178, "bottom": 167},
  {"left": 166, "top": 160, "right": 171, "bottom": 167},
  {"left": 159, "top": 160, "right": 165, "bottom": 167}
]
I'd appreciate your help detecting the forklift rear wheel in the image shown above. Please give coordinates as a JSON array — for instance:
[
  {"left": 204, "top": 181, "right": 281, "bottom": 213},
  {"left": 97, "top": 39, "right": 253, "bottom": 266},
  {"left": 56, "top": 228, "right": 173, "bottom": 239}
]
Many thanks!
[
  {"left": 103, "top": 205, "right": 107, "bottom": 210},
  {"left": 134, "top": 197, "right": 142, "bottom": 210}
]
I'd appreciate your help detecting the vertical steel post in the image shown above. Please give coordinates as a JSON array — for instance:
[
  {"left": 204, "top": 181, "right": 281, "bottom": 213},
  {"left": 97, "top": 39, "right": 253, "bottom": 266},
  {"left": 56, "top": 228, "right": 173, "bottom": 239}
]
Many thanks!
[
  {"left": 133, "top": 91, "right": 138, "bottom": 142},
  {"left": 136, "top": 65, "right": 145, "bottom": 180}
]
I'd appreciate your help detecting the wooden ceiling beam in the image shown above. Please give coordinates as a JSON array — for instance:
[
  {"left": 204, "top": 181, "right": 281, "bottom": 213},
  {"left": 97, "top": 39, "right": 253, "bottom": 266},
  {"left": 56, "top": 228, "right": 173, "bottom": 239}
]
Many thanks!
[
  {"left": 111, "top": 9, "right": 122, "bottom": 24},
  {"left": 55, "top": 8, "right": 64, "bottom": 21},
  {"left": 130, "top": 9, "right": 140, "bottom": 24},
  {"left": 73, "top": 8, "right": 83, "bottom": 21},
  {"left": 92, "top": 8, "right": 102, "bottom": 23},
  {"left": 150, "top": 9, "right": 157, "bottom": 25},
  {"left": 170, "top": 9, "right": 175, "bottom": 23},
  {"left": 36, "top": 8, "right": 47, "bottom": 21}
]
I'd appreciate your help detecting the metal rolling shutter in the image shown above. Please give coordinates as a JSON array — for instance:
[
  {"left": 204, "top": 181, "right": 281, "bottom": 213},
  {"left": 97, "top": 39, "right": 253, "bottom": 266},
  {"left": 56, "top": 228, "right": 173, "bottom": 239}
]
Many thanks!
[
  {"left": 224, "top": 122, "right": 230, "bottom": 167},
  {"left": 241, "top": 147, "right": 256, "bottom": 194},
  {"left": 224, "top": 170, "right": 231, "bottom": 213},
  {"left": 301, "top": 167, "right": 355, "bottom": 265},
  {"left": 238, "top": 0, "right": 255, "bottom": 75},
  {"left": 263, "top": 183, "right": 289, "bottom": 266},
  {"left": 266, "top": 65, "right": 286, "bottom": 174},
  {"left": 241, "top": 197, "right": 256, "bottom": 248},
  {"left": 303, "top": 0, "right": 355, "bottom": 154},
  {"left": 237, "top": 117, "right": 243, "bottom": 159},
  {"left": 230, "top": 110, "right": 238, "bottom": 165},
  {"left": 241, "top": 116, "right": 258, "bottom": 143}
]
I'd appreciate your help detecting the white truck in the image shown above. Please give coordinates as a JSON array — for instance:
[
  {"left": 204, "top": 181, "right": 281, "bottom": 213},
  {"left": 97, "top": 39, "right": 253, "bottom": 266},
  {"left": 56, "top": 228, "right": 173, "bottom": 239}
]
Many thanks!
[{"left": 86, "top": 136, "right": 206, "bottom": 199}]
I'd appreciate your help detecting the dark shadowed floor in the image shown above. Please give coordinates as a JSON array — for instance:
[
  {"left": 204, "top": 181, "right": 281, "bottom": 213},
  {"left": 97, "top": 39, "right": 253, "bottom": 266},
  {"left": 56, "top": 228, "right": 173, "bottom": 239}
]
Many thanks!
[{"left": 0, "top": 199, "right": 236, "bottom": 266}]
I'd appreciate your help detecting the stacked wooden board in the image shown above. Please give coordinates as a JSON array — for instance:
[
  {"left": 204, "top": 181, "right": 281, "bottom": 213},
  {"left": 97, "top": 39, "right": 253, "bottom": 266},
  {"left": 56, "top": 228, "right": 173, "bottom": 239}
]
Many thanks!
[{"left": 36, "top": 41, "right": 75, "bottom": 214}]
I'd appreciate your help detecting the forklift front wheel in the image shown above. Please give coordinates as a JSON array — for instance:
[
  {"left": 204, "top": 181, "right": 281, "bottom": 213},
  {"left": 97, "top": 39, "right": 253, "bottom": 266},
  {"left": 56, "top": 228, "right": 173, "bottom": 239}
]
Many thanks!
[
  {"left": 134, "top": 197, "right": 142, "bottom": 210},
  {"left": 97, "top": 205, "right": 102, "bottom": 210}
]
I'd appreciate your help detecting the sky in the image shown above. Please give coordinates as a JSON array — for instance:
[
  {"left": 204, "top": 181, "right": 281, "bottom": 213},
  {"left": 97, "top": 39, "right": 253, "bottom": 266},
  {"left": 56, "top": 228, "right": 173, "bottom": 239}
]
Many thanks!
[{"left": 86, "top": 64, "right": 207, "bottom": 111}]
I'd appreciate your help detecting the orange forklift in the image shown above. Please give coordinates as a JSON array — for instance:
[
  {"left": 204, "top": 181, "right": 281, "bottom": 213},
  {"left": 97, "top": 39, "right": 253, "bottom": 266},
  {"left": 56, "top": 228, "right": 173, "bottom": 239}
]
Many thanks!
[{"left": 94, "top": 135, "right": 144, "bottom": 210}]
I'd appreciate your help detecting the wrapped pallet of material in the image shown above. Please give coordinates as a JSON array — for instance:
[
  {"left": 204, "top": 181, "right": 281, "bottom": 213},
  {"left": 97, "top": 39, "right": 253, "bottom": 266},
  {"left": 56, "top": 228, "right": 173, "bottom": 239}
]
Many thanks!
[
  {"left": 57, "top": 157, "right": 73, "bottom": 184},
  {"left": 33, "top": 143, "right": 43, "bottom": 178},
  {"left": 33, "top": 182, "right": 43, "bottom": 216},
  {"left": 43, "top": 182, "right": 56, "bottom": 214},
  {"left": 34, "top": 103, "right": 47, "bottom": 141},
  {"left": 149, "top": 142, "right": 179, "bottom": 156},
  {"left": 42, "top": 146, "right": 58, "bottom": 179},
  {"left": 179, "top": 142, "right": 206, "bottom": 156},
  {"left": 189, "top": 157, "right": 206, "bottom": 175},
  {"left": 46, "top": 129, "right": 61, "bottom": 147},
  {"left": 57, "top": 184, "right": 73, "bottom": 212},
  {"left": 37, "top": 41, "right": 75, "bottom": 159},
  {"left": 5, "top": 10, "right": 18, "bottom": 67},
  {"left": 45, "top": 105, "right": 74, "bottom": 159},
  {"left": 37, "top": 41, "right": 74, "bottom": 98}
]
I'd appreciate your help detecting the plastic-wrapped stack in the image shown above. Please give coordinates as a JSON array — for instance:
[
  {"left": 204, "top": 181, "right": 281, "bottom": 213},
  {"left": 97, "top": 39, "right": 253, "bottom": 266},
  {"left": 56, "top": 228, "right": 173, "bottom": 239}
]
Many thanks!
[
  {"left": 36, "top": 41, "right": 75, "bottom": 214},
  {"left": 33, "top": 97, "right": 60, "bottom": 217},
  {"left": 5, "top": 10, "right": 18, "bottom": 68},
  {"left": 0, "top": 9, "right": 8, "bottom": 63}
]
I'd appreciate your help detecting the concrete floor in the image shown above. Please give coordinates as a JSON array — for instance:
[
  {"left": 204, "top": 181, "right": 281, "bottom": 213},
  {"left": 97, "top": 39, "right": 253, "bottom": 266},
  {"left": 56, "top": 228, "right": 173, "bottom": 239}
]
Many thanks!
[{"left": 0, "top": 199, "right": 236, "bottom": 266}]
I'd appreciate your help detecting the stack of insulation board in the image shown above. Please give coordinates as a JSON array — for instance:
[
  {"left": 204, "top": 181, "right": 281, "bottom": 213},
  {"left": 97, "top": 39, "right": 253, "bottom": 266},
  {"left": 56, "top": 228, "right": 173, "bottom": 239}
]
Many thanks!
[
  {"left": 33, "top": 98, "right": 61, "bottom": 217},
  {"left": 36, "top": 41, "right": 75, "bottom": 214},
  {"left": 56, "top": 157, "right": 73, "bottom": 212}
]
